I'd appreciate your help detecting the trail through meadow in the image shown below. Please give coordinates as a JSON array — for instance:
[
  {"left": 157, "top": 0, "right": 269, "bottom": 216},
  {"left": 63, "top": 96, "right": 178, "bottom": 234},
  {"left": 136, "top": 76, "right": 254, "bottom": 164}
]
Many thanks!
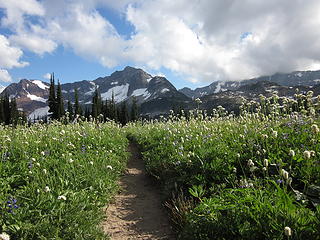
[{"left": 103, "top": 142, "right": 175, "bottom": 240}]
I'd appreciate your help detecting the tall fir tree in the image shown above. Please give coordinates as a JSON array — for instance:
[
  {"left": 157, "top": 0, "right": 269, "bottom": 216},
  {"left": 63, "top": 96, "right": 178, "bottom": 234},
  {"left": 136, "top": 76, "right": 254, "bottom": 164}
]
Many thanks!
[
  {"left": 130, "top": 96, "right": 138, "bottom": 121},
  {"left": 119, "top": 102, "right": 129, "bottom": 125},
  {"left": 67, "top": 98, "right": 73, "bottom": 119},
  {"left": 48, "top": 73, "right": 57, "bottom": 119},
  {"left": 56, "top": 80, "right": 64, "bottom": 119},
  {"left": 9, "top": 98, "right": 19, "bottom": 125},
  {"left": 0, "top": 96, "right": 4, "bottom": 123},
  {"left": 91, "top": 87, "right": 102, "bottom": 119},
  {"left": 74, "top": 88, "right": 81, "bottom": 117},
  {"left": 3, "top": 93, "right": 10, "bottom": 125}
]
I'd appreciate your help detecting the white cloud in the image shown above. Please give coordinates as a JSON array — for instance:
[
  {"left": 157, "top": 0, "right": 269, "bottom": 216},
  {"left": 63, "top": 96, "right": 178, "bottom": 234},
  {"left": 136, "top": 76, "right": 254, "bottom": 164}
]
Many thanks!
[
  {"left": 10, "top": 34, "right": 57, "bottom": 55},
  {"left": 2, "top": 0, "right": 320, "bottom": 84},
  {"left": 43, "top": 73, "right": 51, "bottom": 80},
  {"left": 0, "top": 0, "right": 45, "bottom": 31},
  {"left": 0, "top": 35, "right": 28, "bottom": 69},
  {"left": 0, "top": 69, "right": 12, "bottom": 82}
]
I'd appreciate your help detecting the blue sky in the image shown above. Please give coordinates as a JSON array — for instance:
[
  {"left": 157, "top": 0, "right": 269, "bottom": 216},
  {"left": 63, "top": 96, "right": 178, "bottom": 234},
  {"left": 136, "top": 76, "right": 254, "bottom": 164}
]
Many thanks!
[{"left": 1, "top": 0, "right": 320, "bottom": 90}]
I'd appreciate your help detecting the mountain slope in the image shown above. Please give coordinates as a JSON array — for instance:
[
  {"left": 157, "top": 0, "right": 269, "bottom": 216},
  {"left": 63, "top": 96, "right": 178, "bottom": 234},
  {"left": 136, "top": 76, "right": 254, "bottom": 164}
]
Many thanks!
[
  {"left": 1, "top": 67, "right": 189, "bottom": 118},
  {"left": 180, "top": 70, "right": 320, "bottom": 98}
]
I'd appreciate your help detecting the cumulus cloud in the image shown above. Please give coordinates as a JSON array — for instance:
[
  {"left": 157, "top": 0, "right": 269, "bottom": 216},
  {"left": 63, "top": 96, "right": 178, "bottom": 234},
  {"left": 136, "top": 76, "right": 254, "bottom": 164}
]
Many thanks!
[
  {"left": 43, "top": 73, "right": 51, "bottom": 80},
  {"left": 0, "top": 35, "right": 28, "bottom": 68},
  {"left": 2, "top": 0, "right": 320, "bottom": 84},
  {"left": 0, "top": 69, "right": 12, "bottom": 82}
]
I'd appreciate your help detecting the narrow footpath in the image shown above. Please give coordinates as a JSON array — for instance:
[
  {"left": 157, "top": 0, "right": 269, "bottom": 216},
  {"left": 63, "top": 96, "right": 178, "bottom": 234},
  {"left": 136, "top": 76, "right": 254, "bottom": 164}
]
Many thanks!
[{"left": 103, "top": 142, "right": 175, "bottom": 240}]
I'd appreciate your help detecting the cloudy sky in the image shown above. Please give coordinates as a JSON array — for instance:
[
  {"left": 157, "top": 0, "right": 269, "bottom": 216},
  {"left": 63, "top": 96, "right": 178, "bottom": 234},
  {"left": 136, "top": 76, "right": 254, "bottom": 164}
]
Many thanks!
[{"left": 1, "top": 0, "right": 320, "bottom": 89}]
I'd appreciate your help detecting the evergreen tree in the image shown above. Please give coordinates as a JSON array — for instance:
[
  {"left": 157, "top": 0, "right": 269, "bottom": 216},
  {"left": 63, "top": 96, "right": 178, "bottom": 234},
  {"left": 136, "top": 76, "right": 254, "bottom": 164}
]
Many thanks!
[
  {"left": 48, "top": 73, "right": 57, "bottom": 119},
  {"left": 130, "top": 96, "right": 138, "bottom": 121},
  {"left": 9, "top": 98, "right": 19, "bottom": 125},
  {"left": 109, "top": 91, "right": 117, "bottom": 121},
  {"left": 3, "top": 93, "right": 10, "bottom": 125},
  {"left": 67, "top": 98, "right": 73, "bottom": 119},
  {"left": 0, "top": 96, "right": 4, "bottom": 123},
  {"left": 56, "top": 80, "right": 64, "bottom": 119},
  {"left": 74, "top": 88, "right": 81, "bottom": 117},
  {"left": 91, "top": 87, "right": 102, "bottom": 119},
  {"left": 119, "top": 102, "right": 129, "bottom": 125}
]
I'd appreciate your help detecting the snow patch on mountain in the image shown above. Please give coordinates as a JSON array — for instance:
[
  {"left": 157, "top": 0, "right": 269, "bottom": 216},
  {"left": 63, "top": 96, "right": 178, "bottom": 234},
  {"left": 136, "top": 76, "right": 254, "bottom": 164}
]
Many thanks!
[
  {"left": 28, "top": 106, "right": 49, "bottom": 119},
  {"left": 111, "top": 82, "right": 118, "bottom": 85},
  {"left": 32, "top": 80, "right": 49, "bottom": 90},
  {"left": 27, "top": 94, "right": 47, "bottom": 103},
  {"left": 0, "top": 84, "right": 5, "bottom": 94},
  {"left": 161, "top": 88, "right": 170, "bottom": 93},
  {"left": 131, "top": 88, "right": 151, "bottom": 99},
  {"left": 101, "top": 84, "right": 129, "bottom": 102}
]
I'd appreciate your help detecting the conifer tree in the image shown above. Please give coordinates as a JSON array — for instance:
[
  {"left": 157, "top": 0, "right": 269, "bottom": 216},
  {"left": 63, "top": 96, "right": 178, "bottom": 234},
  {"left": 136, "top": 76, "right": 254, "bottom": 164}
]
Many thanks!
[
  {"left": 130, "top": 96, "right": 138, "bottom": 121},
  {"left": 3, "top": 93, "right": 10, "bottom": 125},
  {"left": 67, "top": 98, "right": 73, "bottom": 119},
  {"left": 56, "top": 80, "right": 64, "bottom": 119},
  {"left": 48, "top": 73, "right": 57, "bottom": 118},
  {"left": 119, "top": 101, "right": 129, "bottom": 125},
  {"left": 9, "top": 98, "right": 19, "bottom": 125},
  {"left": 91, "top": 87, "right": 102, "bottom": 119},
  {"left": 0, "top": 96, "right": 4, "bottom": 123},
  {"left": 74, "top": 88, "right": 81, "bottom": 117}
]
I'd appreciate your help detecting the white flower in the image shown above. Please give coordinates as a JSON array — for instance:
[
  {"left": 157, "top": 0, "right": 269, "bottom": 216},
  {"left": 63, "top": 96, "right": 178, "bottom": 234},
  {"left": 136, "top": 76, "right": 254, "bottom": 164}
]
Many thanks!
[
  {"left": 69, "top": 158, "right": 74, "bottom": 163},
  {"left": 89, "top": 161, "right": 94, "bottom": 165},
  {"left": 106, "top": 165, "right": 113, "bottom": 170},
  {"left": 289, "top": 150, "right": 295, "bottom": 157},
  {"left": 263, "top": 159, "right": 269, "bottom": 167},
  {"left": 272, "top": 130, "right": 278, "bottom": 138},
  {"left": 43, "top": 169, "right": 47, "bottom": 174},
  {"left": 262, "top": 167, "right": 267, "bottom": 171},
  {"left": 284, "top": 226, "right": 292, "bottom": 237},
  {"left": 311, "top": 124, "right": 319, "bottom": 134},
  {"left": 44, "top": 186, "right": 50, "bottom": 192},
  {"left": 247, "top": 159, "right": 254, "bottom": 167},
  {"left": 57, "top": 195, "right": 67, "bottom": 201},
  {"left": 303, "top": 150, "right": 311, "bottom": 159},
  {"left": 0, "top": 232, "right": 10, "bottom": 240},
  {"left": 281, "top": 169, "right": 289, "bottom": 180}
]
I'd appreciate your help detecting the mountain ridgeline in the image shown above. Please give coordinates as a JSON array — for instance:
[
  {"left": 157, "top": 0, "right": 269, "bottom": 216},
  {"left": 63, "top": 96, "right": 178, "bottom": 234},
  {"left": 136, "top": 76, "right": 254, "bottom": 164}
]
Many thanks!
[{"left": 2, "top": 67, "right": 320, "bottom": 121}]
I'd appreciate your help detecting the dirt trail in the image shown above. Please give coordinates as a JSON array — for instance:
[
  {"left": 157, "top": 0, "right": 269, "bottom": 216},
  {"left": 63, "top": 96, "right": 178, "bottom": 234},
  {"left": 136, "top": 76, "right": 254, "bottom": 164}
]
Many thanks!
[{"left": 103, "top": 142, "right": 175, "bottom": 240}]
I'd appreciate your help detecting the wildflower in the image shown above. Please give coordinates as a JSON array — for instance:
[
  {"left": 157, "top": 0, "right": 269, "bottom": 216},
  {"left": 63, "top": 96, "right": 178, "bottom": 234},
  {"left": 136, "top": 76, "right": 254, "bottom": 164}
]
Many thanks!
[
  {"left": 44, "top": 186, "right": 50, "bottom": 192},
  {"left": 262, "top": 167, "right": 267, "bottom": 171},
  {"left": 276, "top": 179, "right": 283, "bottom": 184},
  {"left": 284, "top": 226, "right": 292, "bottom": 237},
  {"left": 0, "top": 232, "right": 10, "bottom": 240},
  {"left": 263, "top": 159, "right": 269, "bottom": 167},
  {"left": 43, "top": 169, "right": 47, "bottom": 174},
  {"left": 232, "top": 167, "right": 237, "bottom": 173},
  {"left": 303, "top": 150, "right": 311, "bottom": 159},
  {"left": 310, "top": 150, "right": 316, "bottom": 157},
  {"left": 57, "top": 195, "right": 67, "bottom": 201},
  {"left": 272, "top": 130, "right": 278, "bottom": 138},
  {"left": 69, "top": 158, "right": 74, "bottom": 163},
  {"left": 289, "top": 150, "right": 295, "bottom": 157},
  {"left": 247, "top": 159, "right": 254, "bottom": 167},
  {"left": 35, "top": 162, "right": 40, "bottom": 167},
  {"left": 281, "top": 169, "right": 289, "bottom": 180},
  {"left": 89, "top": 161, "right": 94, "bottom": 165},
  {"left": 106, "top": 165, "right": 113, "bottom": 170},
  {"left": 311, "top": 124, "right": 319, "bottom": 134}
]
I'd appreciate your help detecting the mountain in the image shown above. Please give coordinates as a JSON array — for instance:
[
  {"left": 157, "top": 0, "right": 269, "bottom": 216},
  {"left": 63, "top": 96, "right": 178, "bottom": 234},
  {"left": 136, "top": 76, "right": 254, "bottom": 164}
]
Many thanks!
[
  {"left": 180, "top": 70, "right": 320, "bottom": 98},
  {"left": 0, "top": 66, "right": 190, "bottom": 118},
  {"left": 2, "top": 67, "right": 320, "bottom": 119}
]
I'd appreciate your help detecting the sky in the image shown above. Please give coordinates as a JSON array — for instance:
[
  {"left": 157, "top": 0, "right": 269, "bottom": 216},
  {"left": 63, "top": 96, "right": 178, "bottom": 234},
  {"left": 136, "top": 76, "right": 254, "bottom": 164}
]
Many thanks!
[{"left": 1, "top": 0, "right": 320, "bottom": 90}]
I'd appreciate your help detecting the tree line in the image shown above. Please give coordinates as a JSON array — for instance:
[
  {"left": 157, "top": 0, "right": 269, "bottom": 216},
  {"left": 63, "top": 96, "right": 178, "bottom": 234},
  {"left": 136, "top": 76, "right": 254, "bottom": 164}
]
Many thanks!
[
  {"left": 48, "top": 73, "right": 139, "bottom": 124},
  {"left": 0, "top": 94, "right": 26, "bottom": 125}
]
